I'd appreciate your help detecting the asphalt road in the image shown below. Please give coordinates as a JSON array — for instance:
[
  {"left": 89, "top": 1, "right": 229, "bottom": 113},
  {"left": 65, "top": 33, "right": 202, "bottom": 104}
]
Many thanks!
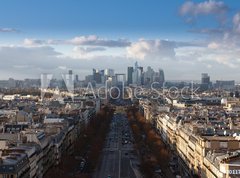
[{"left": 94, "top": 113, "right": 140, "bottom": 178}]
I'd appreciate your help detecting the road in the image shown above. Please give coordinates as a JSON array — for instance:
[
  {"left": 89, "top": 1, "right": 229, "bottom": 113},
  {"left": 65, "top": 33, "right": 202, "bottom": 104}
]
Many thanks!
[{"left": 94, "top": 113, "right": 141, "bottom": 178}]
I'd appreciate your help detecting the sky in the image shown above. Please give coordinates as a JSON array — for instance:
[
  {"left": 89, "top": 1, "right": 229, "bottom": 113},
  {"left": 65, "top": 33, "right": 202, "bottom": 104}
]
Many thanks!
[{"left": 0, "top": 0, "right": 240, "bottom": 81}]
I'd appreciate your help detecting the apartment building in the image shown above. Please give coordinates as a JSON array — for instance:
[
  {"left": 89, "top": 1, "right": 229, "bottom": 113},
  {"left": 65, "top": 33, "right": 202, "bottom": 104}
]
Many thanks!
[
  {"left": 139, "top": 97, "right": 240, "bottom": 178},
  {"left": 0, "top": 152, "right": 29, "bottom": 178},
  {"left": 0, "top": 93, "right": 100, "bottom": 177}
]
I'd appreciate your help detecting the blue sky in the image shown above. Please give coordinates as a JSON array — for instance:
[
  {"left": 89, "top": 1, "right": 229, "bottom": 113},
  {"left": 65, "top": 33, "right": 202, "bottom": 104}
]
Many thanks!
[
  {"left": 0, "top": 0, "right": 240, "bottom": 81},
  {"left": 1, "top": 0, "right": 238, "bottom": 39},
  {"left": 0, "top": 0, "right": 187, "bottom": 39}
]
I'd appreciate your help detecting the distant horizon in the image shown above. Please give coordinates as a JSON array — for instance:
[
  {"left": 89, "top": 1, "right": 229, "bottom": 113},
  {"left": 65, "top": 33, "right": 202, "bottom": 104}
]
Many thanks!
[{"left": 0, "top": 74, "right": 239, "bottom": 85}]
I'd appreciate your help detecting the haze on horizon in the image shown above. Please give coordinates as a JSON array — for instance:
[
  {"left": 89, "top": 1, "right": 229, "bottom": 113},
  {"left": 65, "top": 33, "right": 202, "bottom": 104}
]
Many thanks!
[{"left": 0, "top": 0, "right": 240, "bottom": 81}]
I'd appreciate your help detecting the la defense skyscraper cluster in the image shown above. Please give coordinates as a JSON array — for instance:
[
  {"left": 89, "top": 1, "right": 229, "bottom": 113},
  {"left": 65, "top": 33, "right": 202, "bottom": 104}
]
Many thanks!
[{"left": 127, "top": 61, "right": 165, "bottom": 86}]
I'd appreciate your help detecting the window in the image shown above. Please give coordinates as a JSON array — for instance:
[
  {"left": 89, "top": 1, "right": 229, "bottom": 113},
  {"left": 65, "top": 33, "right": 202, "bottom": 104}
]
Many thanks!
[
  {"left": 220, "top": 141, "right": 228, "bottom": 148},
  {"left": 206, "top": 141, "right": 211, "bottom": 148}
]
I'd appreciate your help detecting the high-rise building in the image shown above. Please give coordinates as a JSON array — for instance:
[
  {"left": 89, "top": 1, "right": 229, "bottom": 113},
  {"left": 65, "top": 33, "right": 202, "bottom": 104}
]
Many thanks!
[
  {"left": 132, "top": 61, "right": 143, "bottom": 85},
  {"left": 75, "top": 75, "right": 79, "bottom": 82},
  {"left": 152, "top": 68, "right": 165, "bottom": 87},
  {"left": 115, "top": 74, "right": 126, "bottom": 85},
  {"left": 201, "top": 73, "right": 211, "bottom": 90},
  {"left": 93, "top": 69, "right": 100, "bottom": 84},
  {"left": 132, "top": 62, "right": 139, "bottom": 85},
  {"left": 93, "top": 68, "right": 96, "bottom": 76},
  {"left": 159, "top": 69, "right": 165, "bottom": 85},
  {"left": 95, "top": 73, "right": 102, "bottom": 84},
  {"left": 104, "top": 69, "right": 114, "bottom": 77},
  {"left": 201, "top": 73, "right": 210, "bottom": 84},
  {"left": 8, "top": 78, "right": 16, "bottom": 88},
  {"left": 144, "top": 66, "right": 154, "bottom": 85},
  {"left": 67, "top": 70, "right": 74, "bottom": 89},
  {"left": 138, "top": 66, "right": 144, "bottom": 85},
  {"left": 215, "top": 80, "right": 235, "bottom": 90},
  {"left": 235, "top": 91, "right": 240, "bottom": 98},
  {"left": 127, "top": 67, "right": 133, "bottom": 85},
  {"left": 85, "top": 75, "right": 94, "bottom": 83},
  {"left": 92, "top": 68, "right": 107, "bottom": 84}
]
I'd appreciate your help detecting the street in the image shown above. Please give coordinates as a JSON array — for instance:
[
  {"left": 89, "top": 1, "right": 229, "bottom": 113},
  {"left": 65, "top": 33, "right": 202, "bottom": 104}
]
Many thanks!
[{"left": 94, "top": 113, "right": 141, "bottom": 178}]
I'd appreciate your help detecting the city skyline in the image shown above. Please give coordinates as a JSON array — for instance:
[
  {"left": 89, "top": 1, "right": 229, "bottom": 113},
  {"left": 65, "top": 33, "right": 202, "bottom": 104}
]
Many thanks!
[
  {"left": 0, "top": 63, "right": 240, "bottom": 84},
  {"left": 1, "top": 0, "right": 240, "bottom": 80}
]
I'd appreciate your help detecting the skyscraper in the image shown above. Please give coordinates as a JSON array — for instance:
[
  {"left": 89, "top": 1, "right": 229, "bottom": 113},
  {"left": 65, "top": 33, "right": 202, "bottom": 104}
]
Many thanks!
[
  {"left": 153, "top": 68, "right": 165, "bottom": 87},
  {"left": 144, "top": 66, "right": 154, "bottom": 85},
  {"left": 68, "top": 70, "right": 74, "bottom": 88},
  {"left": 127, "top": 67, "right": 133, "bottom": 85},
  {"left": 115, "top": 73, "right": 126, "bottom": 85},
  {"left": 132, "top": 62, "right": 139, "bottom": 85},
  {"left": 201, "top": 73, "right": 211, "bottom": 90},
  {"left": 159, "top": 69, "right": 165, "bottom": 85},
  {"left": 215, "top": 80, "right": 235, "bottom": 90},
  {"left": 138, "top": 66, "right": 144, "bottom": 85},
  {"left": 201, "top": 73, "right": 210, "bottom": 84},
  {"left": 93, "top": 68, "right": 101, "bottom": 84},
  {"left": 104, "top": 69, "right": 114, "bottom": 77},
  {"left": 75, "top": 75, "right": 79, "bottom": 82},
  {"left": 132, "top": 61, "right": 143, "bottom": 85},
  {"left": 93, "top": 68, "right": 109, "bottom": 84}
]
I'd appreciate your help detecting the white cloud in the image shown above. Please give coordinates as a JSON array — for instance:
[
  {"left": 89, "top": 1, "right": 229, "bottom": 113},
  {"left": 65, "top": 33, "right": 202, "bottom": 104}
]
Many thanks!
[
  {"left": 207, "top": 64, "right": 212, "bottom": 69},
  {"left": 2, "top": 34, "right": 240, "bottom": 81},
  {"left": 213, "top": 55, "right": 238, "bottom": 68},
  {"left": 70, "top": 35, "right": 97, "bottom": 45},
  {"left": 0, "top": 28, "right": 19, "bottom": 33},
  {"left": 208, "top": 42, "right": 219, "bottom": 49},
  {"left": 0, "top": 45, "right": 132, "bottom": 79},
  {"left": 23, "top": 38, "right": 46, "bottom": 46},
  {"left": 180, "top": 0, "right": 228, "bottom": 16},
  {"left": 72, "top": 46, "right": 106, "bottom": 58},
  {"left": 13, "top": 65, "right": 33, "bottom": 69},
  {"left": 233, "top": 12, "right": 240, "bottom": 33},
  {"left": 23, "top": 35, "right": 131, "bottom": 48},
  {"left": 0, "top": 43, "right": 239, "bottom": 81},
  {"left": 69, "top": 35, "right": 130, "bottom": 47},
  {"left": 176, "top": 43, "right": 240, "bottom": 69},
  {"left": 58, "top": 66, "right": 67, "bottom": 70},
  {"left": 0, "top": 46, "right": 62, "bottom": 69},
  {"left": 73, "top": 46, "right": 106, "bottom": 53},
  {"left": 127, "top": 39, "right": 176, "bottom": 60},
  {"left": 188, "top": 28, "right": 224, "bottom": 35},
  {"left": 179, "top": 0, "right": 228, "bottom": 26}
]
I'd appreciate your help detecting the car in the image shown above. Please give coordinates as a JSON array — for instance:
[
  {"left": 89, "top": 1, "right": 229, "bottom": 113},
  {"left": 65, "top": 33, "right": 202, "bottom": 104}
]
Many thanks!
[
  {"left": 169, "top": 161, "right": 177, "bottom": 166},
  {"left": 170, "top": 166, "right": 178, "bottom": 174},
  {"left": 155, "top": 168, "right": 162, "bottom": 174},
  {"left": 79, "top": 161, "right": 85, "bottom": 170}
]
